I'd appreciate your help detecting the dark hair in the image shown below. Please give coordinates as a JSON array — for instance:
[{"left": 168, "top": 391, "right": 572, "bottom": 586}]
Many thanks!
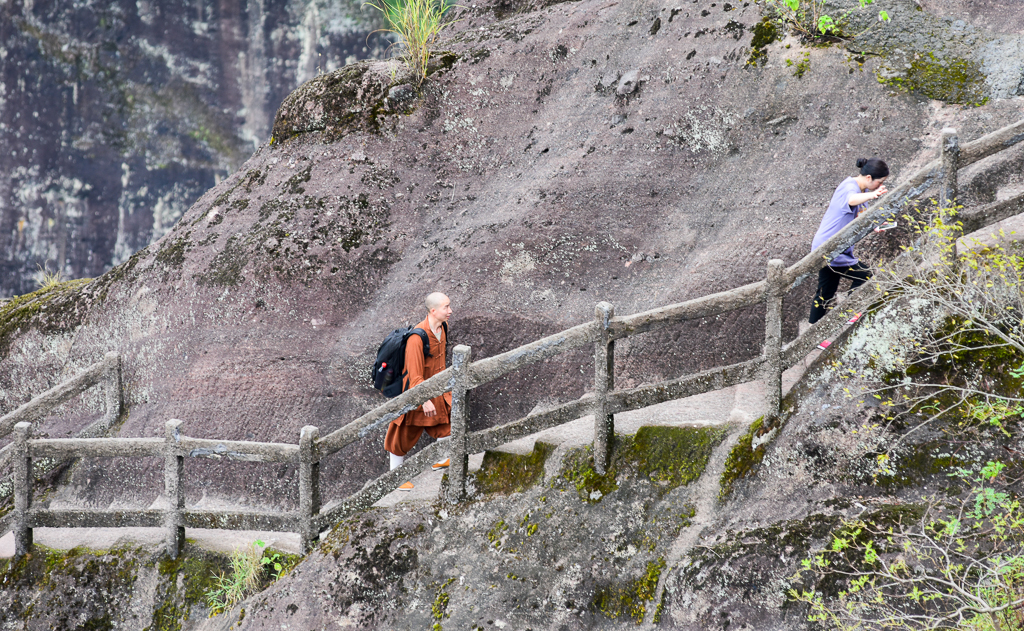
[{"left": 856, "top": 158, "right": 889, "bottom": 180}]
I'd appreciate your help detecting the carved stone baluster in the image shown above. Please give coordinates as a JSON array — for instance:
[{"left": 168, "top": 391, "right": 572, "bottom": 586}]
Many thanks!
[
  {"left": 298, "top": 425, "right": 321, "bottom": 553},
  {"left": 763, "top": 260, "right": 785, "bottom": 417},
  {"left": 13, "top": 422, "right": 33, "bottom": 557}
]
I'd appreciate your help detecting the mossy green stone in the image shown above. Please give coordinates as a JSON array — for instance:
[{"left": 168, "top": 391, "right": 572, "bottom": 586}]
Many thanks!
[
  {"left": 155, "top": 234, "right": 192, "bottom": 267},
  {"left": 474, "top": 442, "right": 555, "bottom": 495},
  {"left": 0, "top": 278, "right": 92, "bottom": 358},
  {"left": 560, "top": 426, "right": 726, "bottom": 503},
  {"left": 879, "top": 53, "right": 988, "bottom": 106},
  {"left": 624, "top": 425, "right": 728, "bottom": 490},
  {"left": 719, "top": 416, "right": 766, "bottom": 501},
  {"left": 592, "top": 557, "right": 666, "bottom": 623},
  {"left": 747, "top": 17, "right": 777, "bottom": 66}
]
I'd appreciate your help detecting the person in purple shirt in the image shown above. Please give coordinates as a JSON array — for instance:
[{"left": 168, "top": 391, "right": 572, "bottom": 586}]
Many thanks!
[{"left": 808, "top": 158, "right": 889, "bottom": 324}]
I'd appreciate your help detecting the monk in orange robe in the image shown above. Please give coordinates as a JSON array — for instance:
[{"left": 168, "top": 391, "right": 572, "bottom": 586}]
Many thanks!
[{"left": 385, "top": 292, "right": 453, "bottom": 489}]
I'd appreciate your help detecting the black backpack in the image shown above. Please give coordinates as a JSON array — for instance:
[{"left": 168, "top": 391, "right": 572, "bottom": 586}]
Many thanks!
[{"left": 372, "top": 322, "right": 448, "bottom": 398}]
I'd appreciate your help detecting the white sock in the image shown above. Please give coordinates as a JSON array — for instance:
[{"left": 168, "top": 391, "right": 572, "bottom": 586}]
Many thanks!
[
  {"left": 436, "top": 436, "right": 451, "bottom": 459},
  {"left": 389, "top": 452, "right": 405, "bottom": 470}
]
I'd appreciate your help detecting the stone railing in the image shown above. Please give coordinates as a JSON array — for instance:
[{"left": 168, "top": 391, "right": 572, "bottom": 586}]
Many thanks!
[
  {"left": 0, "top": 352, "right": 122, "bottom": 536},
  {"left": 5, "top": 118, "right": 1024, "bottom": 560},
  {"left": 0, "top": 351, "right": 122, "bottom": 475}
]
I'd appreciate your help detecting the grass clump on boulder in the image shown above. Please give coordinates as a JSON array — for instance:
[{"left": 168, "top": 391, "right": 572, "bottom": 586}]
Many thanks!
[{"left": 365, "top": 0, "right": 460, "bottom": 84}]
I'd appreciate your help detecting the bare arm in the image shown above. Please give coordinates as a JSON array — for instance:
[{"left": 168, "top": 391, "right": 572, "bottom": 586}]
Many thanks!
[{"left": 849, "top": 185, "right": 889, "bottom": 209}]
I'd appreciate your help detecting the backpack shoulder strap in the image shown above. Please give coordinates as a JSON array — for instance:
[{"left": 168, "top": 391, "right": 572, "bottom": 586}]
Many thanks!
[{"left": 411, "top": 328, "right": 432, "bottom": 358}]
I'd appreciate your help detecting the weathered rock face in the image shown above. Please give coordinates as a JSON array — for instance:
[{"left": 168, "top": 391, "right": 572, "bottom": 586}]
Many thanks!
[
  {"left": 0, "top": 0, "right": 389, "bottom": 296},
  {"left": 0, "top": 543, "right": 261, "bottom": 630},
  {"left": 1, "top": 0, "right": 1024, "bottom": 543}
]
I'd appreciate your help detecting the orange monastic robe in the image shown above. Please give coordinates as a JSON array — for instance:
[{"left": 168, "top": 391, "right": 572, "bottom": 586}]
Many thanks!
[{"left": 384, "top": 319, "right": 452, "bottom": 455}]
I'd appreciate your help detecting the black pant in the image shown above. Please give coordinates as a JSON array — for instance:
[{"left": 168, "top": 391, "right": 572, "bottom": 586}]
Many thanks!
[{"left": 808, "top": 262, "right": 872, "bottom": 324}]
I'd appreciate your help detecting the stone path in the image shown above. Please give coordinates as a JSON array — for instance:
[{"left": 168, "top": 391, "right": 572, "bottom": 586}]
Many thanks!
[
  {"left": 0, "top": 347, "right": 823, "bottom": 560},
  {"left": 370, "top": 354, "right": 817, "bottom": 507}
]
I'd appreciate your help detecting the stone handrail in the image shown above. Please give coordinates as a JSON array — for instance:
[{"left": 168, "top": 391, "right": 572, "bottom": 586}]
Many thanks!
[
  {"left": 0, "top": 352, "right": 121, "bottom": 437},
  {"left": 6, "top": 118, "right": 1024, "bottom": 560},
  {"left": 0, "top": 352, "right": 122, "bottom": 473}
]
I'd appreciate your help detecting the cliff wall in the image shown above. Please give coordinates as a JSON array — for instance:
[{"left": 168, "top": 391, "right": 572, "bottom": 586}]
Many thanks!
[{"left": 0, "top": 0, "right": 389, "bottom": 296}]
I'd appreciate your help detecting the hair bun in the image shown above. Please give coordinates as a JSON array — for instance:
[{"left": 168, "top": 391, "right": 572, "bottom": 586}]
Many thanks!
[{"left": 856, "top": 158, "right": 868, "bottom": 169}]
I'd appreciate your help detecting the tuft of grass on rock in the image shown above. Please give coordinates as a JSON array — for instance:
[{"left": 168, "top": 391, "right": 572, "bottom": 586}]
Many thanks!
[{"left": 364, "top": 0, "right": 459, "bottom": 84}]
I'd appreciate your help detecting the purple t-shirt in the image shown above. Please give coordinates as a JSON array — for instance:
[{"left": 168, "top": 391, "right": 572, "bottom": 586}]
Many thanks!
[{"left": 811, "top": 177, "right": 865, "bottom": 267}]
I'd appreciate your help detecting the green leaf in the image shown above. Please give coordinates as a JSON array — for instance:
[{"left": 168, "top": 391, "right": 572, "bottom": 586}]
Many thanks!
[
  {"left": 982, "top": 461, "right": 1006, "bottom": 481},
  {"left": 784, "top": 0, "right": 799, "bottom": 10}
]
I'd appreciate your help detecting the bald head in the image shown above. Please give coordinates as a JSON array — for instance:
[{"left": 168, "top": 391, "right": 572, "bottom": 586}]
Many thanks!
[
  {"left": 425, "top": 292, "right": 452, "bottom": 329},
  {"left": 426, "top": 292, "right": 449, "bottom": 311}
]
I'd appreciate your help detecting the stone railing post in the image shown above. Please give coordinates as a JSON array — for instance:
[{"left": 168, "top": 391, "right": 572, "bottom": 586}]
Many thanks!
[
  {"left": 445, "top": 345, "right": 472, "bottom": 504},
  {"left": 13, "top": 422, "right": 33, "bottom": 557},
  {"left": 941, "top": 128, "right": 960, "bottom": 210},
  {"left": 102, "top": 352, "right": 122, "bottom": 430},
  {"left": 298, "top": 425, "right": 321, "bottom": 553},
  {"left": 164, "top": 419, "right": 185, "bottom": 559},
  {"left": 593, "top": 302, "right": 615, "bottom": 474},
  {"left": 941, "top": 128, "right": 961, "bottom": 268},
  {"left": 763, "top": 260, "right": 785, "bottom": 417}
]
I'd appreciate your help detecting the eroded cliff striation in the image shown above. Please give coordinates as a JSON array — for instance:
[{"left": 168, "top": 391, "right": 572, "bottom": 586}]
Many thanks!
[{"left": 0, "top": 0, "right": 391, "bottom": 296}]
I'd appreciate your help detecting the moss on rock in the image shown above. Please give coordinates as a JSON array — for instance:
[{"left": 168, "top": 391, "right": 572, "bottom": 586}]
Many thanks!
[
  {"left": 0, "top": 278, "right": 93, "bottom": 358},
  {"left": 0, "top": 545, "right": 140, "bottom": 628},
  {"left": 878, "top": 53, "right": 988, "bottom": 106},
  {"left": 196, "top": 235, "right": 249, "bottom": 287},
  {"left": 623, "top": 425, "right": 727, "bottom": 490},
  {"left": 719, "top": 416, "right": 768, "bottom": 501},
  {"left": 270, "top": 52, "right": 458, "bottom": 144},
  {"left": 592, "top": 557, "right": 666, "bottom": 623},
  {"left": 474, "top": 442, "right": 555, "bottom": 495},
  {"left": 559, "top": 443, "right": 622, "bottom": 503},
  {"left": 559, "top": 426, "right": 726, "bottom": 503},
  {"left": 151, "top": 550, "right": 230, "bottom": 630},
  {"left": 155, "top": 233, "right": 192, "bottom": 267},
  {"left": 284, "top": 165, "right": 313, "bottom": 195},
  {"left": 746, "top": 17, "right": 778, "bottom": 66}
]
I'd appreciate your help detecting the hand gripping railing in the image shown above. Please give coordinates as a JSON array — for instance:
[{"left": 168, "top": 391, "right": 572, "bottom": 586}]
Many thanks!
[{"left": 6, "top": 118, "right": 1024, "bottom": 560}]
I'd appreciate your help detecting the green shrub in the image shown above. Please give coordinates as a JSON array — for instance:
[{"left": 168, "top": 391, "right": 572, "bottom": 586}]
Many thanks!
[
  {"left": 791, "top": 463, "right": 1024, "bottom": 630},
  {"left": 764, "top": 0, "right": 890, "bottom": 39}
]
